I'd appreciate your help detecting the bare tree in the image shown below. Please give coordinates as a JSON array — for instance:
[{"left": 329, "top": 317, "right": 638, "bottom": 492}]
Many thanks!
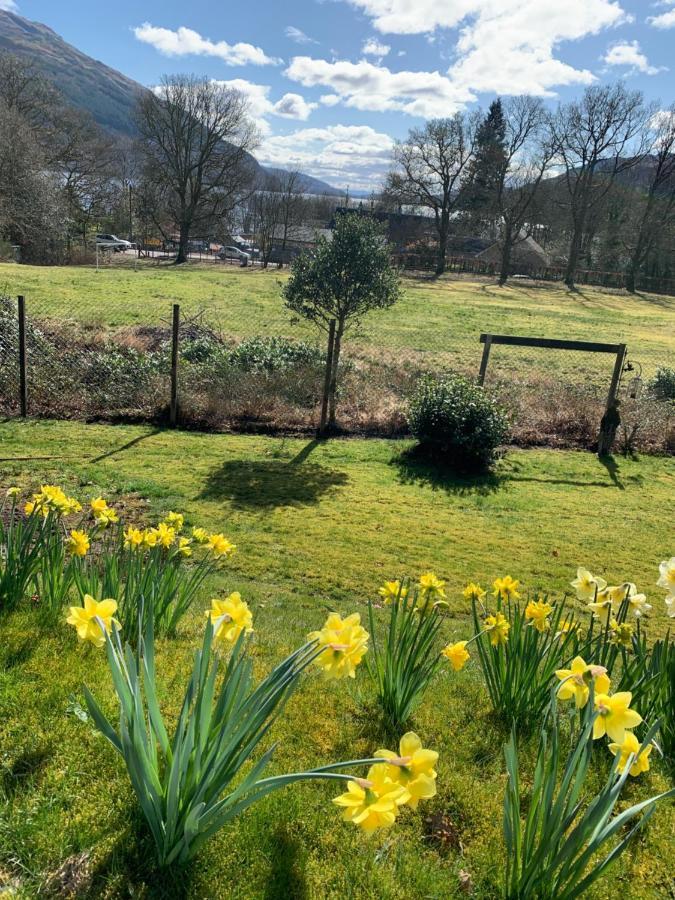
[
  {"left": 136, "top": 75, "right": 258, "bottom": 264},
  {"left": 389, "top": 114, "right": 477, "bottom": 274},
  {"left": 494, "top": 97, "right": 555, "bottom": 285},
  {"left": 624, "top": 107, "right": 675, "bottom": 293},
  {"left": 551, "top": 83, "right": 652, "bottom": 288},
  {"left": 251, "top": 185, "right": 283, "bottom": 267},
  {"left": 277, "top": 170, "right": 305, "bottom": 253}
]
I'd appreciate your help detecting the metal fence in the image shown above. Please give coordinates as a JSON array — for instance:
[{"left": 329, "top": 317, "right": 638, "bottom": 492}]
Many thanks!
[{"left": 0, "top": 290, "right": 672, "bottom": 452}]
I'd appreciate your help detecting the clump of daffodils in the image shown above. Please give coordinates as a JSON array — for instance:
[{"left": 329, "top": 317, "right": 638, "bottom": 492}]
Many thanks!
[
  {"left": 333, "top": 732, "right": 437, "bottom": 832},
  {"left": 573, "top": 567, "right": 652, "bottom": 624},
  {"left": 308, "top": 612, "right": 369, "bottom": 679},
  {"left": 25, "top": 485, "right": 81, "bottom": 518},
  {"left": 555, "top": 655, "right": 651, "bottom": 777}
]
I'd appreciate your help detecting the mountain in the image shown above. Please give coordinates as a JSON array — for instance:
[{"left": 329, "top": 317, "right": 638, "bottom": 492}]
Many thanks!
[{"left": 0, "top": 9, "right": 344, "bottom": 196}]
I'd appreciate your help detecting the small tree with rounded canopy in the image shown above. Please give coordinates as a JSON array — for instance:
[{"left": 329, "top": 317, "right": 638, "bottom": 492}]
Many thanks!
[{"left": 283, "top": 212, "right": 401, "bottom": 429}]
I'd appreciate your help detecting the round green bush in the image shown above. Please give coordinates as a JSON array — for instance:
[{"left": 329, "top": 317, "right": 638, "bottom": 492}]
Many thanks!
[{"left": 407, "top": 372, "right": 509, "bottom": 471}]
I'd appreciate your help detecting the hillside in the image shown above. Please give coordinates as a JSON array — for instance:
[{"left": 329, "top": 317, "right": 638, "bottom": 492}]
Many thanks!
[{"left": 0, "top": 10, "right": 343, "bottom": 196}]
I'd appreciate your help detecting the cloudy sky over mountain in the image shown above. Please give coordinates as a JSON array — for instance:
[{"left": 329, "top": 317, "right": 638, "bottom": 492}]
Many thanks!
[{"left": 7, "top": 0, "right": 675, "bottom": 189}]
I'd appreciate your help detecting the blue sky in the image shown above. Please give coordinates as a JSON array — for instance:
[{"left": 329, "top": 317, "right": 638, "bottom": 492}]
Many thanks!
[{"left": 3, "top": 0, "right": 674, "bottom": 189}]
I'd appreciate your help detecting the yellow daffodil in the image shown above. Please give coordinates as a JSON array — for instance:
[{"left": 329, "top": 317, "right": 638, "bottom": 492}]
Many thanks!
[
  {"left": 667, "top": 597, "right": 675, "bottom": 619},
  {"left": 608, "top": 732, "right": 653, "bottom": 777},
  {"left": 90, "top": 497, "right": 108, "bottom": 517},
  {"left": 66, "top": 595, "right": 119, "bottom": 648},
  {"left": 332, "top": 765, "right": 408, "bottom": 833},
  {"left": 375, "top": 733, "right": 438, "bottom": 809},
  {"left": 442, "top": 640, "right": 470, "bottom": 671},
  {"left": 66, "top": 529, "right": 90, "bottom": 557},
  {"left": 556, "top": 618, "right": 581, "bottom": 640},
  {"left": 493, "top": 576, "right": 520, "bottom": 601},
  {"left": 207, "top": 533, "right": 236, "bottom": 559},
  {"left": 154, "top": 522, "right": 176, "bottom": 549},
  {"left": 657, "top": 557, "right": 675, "bottom": 600},
  {"left": 123, "top": 526, "right": 144, "bottom": 550},
  {"left": 609, "top": 620, "right": 634, "bottom": 649},
  {"left": 570, "top": 567, "right": 607, "bottom": 601},
  {"left": 607, "top": 583, "right": 636, "bottom": 606},
  {"left": 418, "top": 572, "right": 446, "bottom": 601},
  {"left": 24, "top": 500, "right": 36, "bottom": 516},
  {"left": 525, "top": 598, "right": 554, "bottom": 633},
  {"left": 555, "top": 656, "right": 610, "bottom": 708},
  {"left": 164, "top": 511, "right": 184, "bottom": 531},
  {"left": 587, "top": 595, "right": 614, "bottom": 627},
  {"left": 593, "top": 691, "right": 642, "bottom": 743},
  {"left": 378, "top": 580, "right": 408, "bottom": 605},
  {"left": 6, "top": 487, "right": 19, "bottom": 498},
  {"left": 29, "top": 485, "right": 81, "bottom": 517},
  {"left": 627, "top": 593, "right": 651, "bottom": 618},
  {"left": 207, "top": 593, "right": 253, "bottom": 644},
  {"left": 192, "top": 526, "right": 209, "bottom": 544},
  {"left": 142, "top": 528, "right": 159, "bottom": 549},
  {"left": 484, "top": 611, "right": 510, "bottom": 646},
  {"left": 463, "top": 582, "right": 487, "bottom": 603},
  {"left": 308, "top": 612, "right": 369, "bottom": 679},
  {"left": 176, "top": 537, "right": 192, "bottom": 558}
]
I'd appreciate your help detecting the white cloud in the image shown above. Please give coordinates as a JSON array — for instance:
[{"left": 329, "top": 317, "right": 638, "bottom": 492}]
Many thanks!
[
  {"left": 133, "top": 23, "right": 280, "bottom": 66},
  {"left": 603, "top": 40, "right": 664, "bottom": 75},
  {"left": 258, "top": 124, "right": 394, "bottom": 190},
  {"left": 362, "top": 38, "right": 391, "bottom": 57},
  {"left": 209, "top": 79, "right": 317, "bottom": 135},
  {"left": 0, "top": 0, "right": 19, "bottom": 10},
  {"left": 285, "top": 26, "right": 318, "bottom": 44},
  {"left": 286, "top": 56, "right": 472, "bottom": 117},
  {"left": 648, "top": 0, "right": 675, "bottom": 29},
  {"left": 339, "top": 0, "right": 630, "bottom": 96}
]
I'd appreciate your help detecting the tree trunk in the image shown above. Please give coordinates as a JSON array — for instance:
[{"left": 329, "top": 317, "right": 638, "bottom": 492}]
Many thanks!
[
  {"left": 435, "top": 224, "right": 448, "bottom": 275},
  {"left": 327, "top": 326, "right": 343, "bottom": 428},
  {"left": 625, "top": 264, "right": 636, "bottom": 294},
  {"left": 498, "top": 226, "right": 513, "bottom": 286},
  {"left": 564, "top": 225, "right": 583, "bottom": 288},
  {"left": 176, "top": 221, "right": 190, "bottom": 265}
]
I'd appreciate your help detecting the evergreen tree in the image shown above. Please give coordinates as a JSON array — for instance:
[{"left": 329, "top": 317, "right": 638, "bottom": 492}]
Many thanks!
[{"left": 462, "top": 99, "right": 507, "bottom": 233}]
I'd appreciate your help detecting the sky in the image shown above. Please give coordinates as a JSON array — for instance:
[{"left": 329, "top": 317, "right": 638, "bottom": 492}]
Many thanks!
[{"left": 2, "top": 0, "right": 675, "bottom": 190}]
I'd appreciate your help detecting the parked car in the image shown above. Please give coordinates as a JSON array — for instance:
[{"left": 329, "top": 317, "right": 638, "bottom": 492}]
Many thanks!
[
  {"left": 96, "top": 234, "right": 134, "bottom": 252},
  {"left": 218, "top": 245, "right": 251, "bottom": 265}
]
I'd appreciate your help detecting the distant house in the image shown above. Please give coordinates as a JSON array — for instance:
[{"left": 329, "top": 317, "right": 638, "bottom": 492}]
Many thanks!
[{"left": 476, "top": 235, "right": 551, "bottom": 269}]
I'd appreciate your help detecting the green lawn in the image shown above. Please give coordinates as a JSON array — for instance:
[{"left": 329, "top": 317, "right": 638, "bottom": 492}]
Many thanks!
[
  {"left": 0, "top": 419, "right": 673, "bottom": 898},
  {"left": 1, "top": 261, "right": 673, "bottom": 380}
]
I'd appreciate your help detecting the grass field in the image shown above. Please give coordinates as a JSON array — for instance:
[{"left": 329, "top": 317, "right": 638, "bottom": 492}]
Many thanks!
[
  {"left": 2, "top": 261, "right": 674, "bottom": 380},
  {"left": 1, "top": 419, "right": 673, "bottom": 898}
]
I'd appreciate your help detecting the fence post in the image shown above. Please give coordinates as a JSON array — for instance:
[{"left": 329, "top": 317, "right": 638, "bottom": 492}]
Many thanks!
[
  {"left": 318, "top": 319, "right": 336, "bottom": 437},
  {"left": 17, "top": 295, "right": 28, "bottom": 417},
  {"left": 477, "top": 333, "right": 492, "bottom": 386},
  {"left": 170, "top": 303, "right": 180, "bottom": 427},
  {"left": 598, "top": 343, "right": 627, "bottom": 457}
]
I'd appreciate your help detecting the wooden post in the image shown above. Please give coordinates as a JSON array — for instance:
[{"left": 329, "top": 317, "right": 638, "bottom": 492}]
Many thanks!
[
  {"left": 605, "top": 343, "right": 627, "bottom": 410},
  {"left": 17, "top": 296, "right": 27, "bottom": 417},
  {"left": 318, "top": 319, "right": 336, "bottom": 437},
  {"left": 477, "top": 333, "right": 492, "bottom": 386},
  {"left": 170, "top": 304, "right": 180, "bottom": 427},
  {"left": 598, "top": 343, "right": 626, "bottom": 456}
]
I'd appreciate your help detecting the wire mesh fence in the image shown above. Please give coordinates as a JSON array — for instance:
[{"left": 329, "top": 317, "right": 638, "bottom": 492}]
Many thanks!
[{"left": 1, "top": 284, "right": 672, "bottom": 453}]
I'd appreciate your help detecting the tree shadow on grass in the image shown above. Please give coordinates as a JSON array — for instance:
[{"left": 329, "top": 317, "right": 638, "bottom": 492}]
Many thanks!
[
  {"left": 200, "top": 443, "right": 349, "bottom": 510},
  {"left": 1, "top": 745, "right": 53, "bottom": 799},
  {"left": 391, "top": 446, "right": 504, "bottom": 497}
]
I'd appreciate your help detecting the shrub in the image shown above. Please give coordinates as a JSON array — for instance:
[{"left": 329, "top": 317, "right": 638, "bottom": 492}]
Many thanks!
[
  {"left": 228, "top": 336, "right": 325, "bottom": 374},
  {"left": 407, "top": 373, "right": 509, "bottom": 472},
  {"left": 649, "top": 366, "right": 675, "bottom": 401}
]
